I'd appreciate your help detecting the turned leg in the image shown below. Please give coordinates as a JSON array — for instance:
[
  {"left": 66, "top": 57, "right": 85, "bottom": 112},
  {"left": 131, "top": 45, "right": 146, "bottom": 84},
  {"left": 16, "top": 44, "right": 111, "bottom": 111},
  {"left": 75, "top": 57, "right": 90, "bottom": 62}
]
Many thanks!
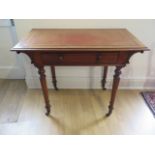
[
  {"left": 106, "top": 66, "right": 123, "bottom": 116},
  {"left": 101, "top": 66, "right": 108, "bottom": 90},
  {"left": 50, "top": 66, "right": 58, "bottom": 90},
  {"left": 38, "top": 66, "right": 51, "bottom": 116}
]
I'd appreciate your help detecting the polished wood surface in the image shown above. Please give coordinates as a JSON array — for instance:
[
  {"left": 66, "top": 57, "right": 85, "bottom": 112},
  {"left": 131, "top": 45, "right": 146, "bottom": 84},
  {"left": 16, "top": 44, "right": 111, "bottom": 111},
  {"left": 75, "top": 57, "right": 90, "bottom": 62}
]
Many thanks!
[
  {"left": 106, "top": 66, "right": 124, "bottom": 116},
  {"left": 38, "top": 66, "right": 51, "bottom": 115},
  {"left": 12, "top": 29, "right": 149, "bottom": 51},
  {"left": 11, "top": 29, "right": 149, "bottom": 116},
  {"left": 50, "top": 66, "right": 58, "bottom": 90},
  {"left": 0, "top": 80, "right": 155, "bottom": 135},
  {"left": 102, "top": 66, "right": 108, "bottom": 90}
]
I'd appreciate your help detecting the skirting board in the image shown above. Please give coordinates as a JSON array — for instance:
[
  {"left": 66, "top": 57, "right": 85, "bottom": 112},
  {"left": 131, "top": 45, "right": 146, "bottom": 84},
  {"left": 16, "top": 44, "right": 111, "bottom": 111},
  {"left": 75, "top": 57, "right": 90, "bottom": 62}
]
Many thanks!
[
  {"left": 0, "top": 66, "right": 25, "bottom": 79},
  {"left": 25, "top": 76, "right": 155, "bottom": 89}
]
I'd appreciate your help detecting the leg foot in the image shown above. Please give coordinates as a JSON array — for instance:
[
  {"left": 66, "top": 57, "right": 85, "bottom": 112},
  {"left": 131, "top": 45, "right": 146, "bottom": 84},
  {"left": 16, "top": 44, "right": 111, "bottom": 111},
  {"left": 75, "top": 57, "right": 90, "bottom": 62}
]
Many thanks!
[
  {"left": 106, "top": 104, "right": 113, "bottom": 117},
  {"left": 45, "top": 104, "right": 51, "bottom": 116}
]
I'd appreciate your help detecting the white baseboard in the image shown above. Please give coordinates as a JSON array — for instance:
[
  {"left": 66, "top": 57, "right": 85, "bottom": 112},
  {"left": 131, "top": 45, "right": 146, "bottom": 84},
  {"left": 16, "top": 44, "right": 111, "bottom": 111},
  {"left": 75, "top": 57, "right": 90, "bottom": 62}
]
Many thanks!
[
  {"left": 0, "top": 66, "right": 25, "bottom": 79},
  {"left": 1, "top": 65, "right": 154, "bottom": 89},
  {"left": 25, "top": 76, "right": 155, "bottom": 89}
]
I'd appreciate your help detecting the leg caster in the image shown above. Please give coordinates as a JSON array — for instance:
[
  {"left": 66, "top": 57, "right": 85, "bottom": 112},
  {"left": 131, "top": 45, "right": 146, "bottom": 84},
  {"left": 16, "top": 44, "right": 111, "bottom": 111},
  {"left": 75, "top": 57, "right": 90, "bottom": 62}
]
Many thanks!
[
  {"left": 45, "top": 104, "right": 51, "bottom": 116},
  {"left": 106, "top": 104, "right": 113, "bottom": 117}
]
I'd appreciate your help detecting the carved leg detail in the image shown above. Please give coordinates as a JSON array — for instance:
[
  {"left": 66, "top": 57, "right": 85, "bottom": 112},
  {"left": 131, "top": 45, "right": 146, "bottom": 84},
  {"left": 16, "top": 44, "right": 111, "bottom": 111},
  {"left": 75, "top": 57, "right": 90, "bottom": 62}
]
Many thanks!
[
  {"left": 102, "top": 66, "right": 108, "bottom": 90},
  {"left": 51, "top": 66, "right": 58, "bottom": 90},
  {"left": 38, "top": 66, "right": 51, "bottom": 116},
  {"left": 106, "top": 66, "right": 124, "bottom": 117}
]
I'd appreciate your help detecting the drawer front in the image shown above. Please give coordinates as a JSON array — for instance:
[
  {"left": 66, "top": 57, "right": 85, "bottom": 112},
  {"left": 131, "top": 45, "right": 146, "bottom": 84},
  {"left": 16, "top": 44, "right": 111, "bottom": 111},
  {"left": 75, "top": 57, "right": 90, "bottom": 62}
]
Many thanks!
[
  {"left": 97, "top": 53, "right": 118, "bottom": 64},
  {"left": 42, "top": 53, "right": 96, "bottom": 65},
  {"left": 42, "top": 54, "right": 58, "bottom": 64},
  {"left": 41, "top": 53, "right": 119, "bottom": 65}
]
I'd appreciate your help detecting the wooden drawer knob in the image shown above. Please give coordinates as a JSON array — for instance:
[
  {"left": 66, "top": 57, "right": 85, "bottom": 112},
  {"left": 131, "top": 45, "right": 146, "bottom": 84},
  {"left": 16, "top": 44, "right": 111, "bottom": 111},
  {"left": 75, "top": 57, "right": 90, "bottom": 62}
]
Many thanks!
[
  {"left": 96, "top": 54, "right": 102, "bottom": 61},
  {"left": 58, "top": 55, "right": 64, "bottom": 60}
]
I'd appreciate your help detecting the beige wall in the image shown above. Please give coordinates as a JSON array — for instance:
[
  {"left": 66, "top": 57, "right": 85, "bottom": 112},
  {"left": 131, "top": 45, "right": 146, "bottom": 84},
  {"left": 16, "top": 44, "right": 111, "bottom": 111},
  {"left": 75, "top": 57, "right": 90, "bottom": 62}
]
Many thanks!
[
  {"left": 0, "top": 19, "right": 25, "bottom": 79},
  {"left": 0, "top": 28, "right": 16, "bottom": 66},
  {"left": 14, "top": 19, "right": 155, "bottom": 89}
]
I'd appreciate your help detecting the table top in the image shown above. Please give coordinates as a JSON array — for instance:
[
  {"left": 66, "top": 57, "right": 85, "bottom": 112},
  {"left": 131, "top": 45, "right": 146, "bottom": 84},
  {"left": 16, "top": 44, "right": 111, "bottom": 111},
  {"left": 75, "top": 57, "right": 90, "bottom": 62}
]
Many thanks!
[{"left": 11, "top": 29, "right": 149, "bottom": 52}]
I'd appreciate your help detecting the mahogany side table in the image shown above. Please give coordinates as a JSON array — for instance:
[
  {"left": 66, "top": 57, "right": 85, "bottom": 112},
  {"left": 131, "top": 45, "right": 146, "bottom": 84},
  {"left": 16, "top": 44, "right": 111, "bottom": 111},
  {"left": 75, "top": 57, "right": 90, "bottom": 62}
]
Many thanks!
[{"left": 11, "top": 29, "right": 149, "bottom": 116}]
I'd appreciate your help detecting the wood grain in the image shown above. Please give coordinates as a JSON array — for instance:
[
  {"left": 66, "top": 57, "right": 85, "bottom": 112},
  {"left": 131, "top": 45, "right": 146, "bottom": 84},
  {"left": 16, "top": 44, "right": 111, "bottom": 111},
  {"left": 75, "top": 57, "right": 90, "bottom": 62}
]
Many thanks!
[
  {"left": 0, "top": 80, "right": 26, "bottom": 124},
  {"left": 11, "top": 29, "right": 149, "bottom": 52},
  {"left": 0, "top": 80, "right": 155, "bottom": 135}
]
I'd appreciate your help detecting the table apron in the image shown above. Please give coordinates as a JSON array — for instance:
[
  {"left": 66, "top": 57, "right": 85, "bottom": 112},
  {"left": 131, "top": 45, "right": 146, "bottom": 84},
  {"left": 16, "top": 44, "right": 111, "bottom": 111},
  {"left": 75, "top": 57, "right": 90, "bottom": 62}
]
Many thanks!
[{"left": 38, "top": 52, "right": 129, "bottom": 66}]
